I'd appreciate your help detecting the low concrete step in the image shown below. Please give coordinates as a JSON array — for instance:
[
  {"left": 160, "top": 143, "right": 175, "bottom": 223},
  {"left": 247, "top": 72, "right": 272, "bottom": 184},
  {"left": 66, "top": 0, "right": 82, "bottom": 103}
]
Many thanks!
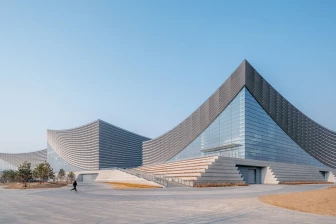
[
  {"left": 144, "top": 170, "right": 207, "bottom": 175},
  {"left": 200, "top": 173, "right": 243, "bottom": 178},
  {"left": 162, "top": 173, "right": 202, "bottom": 177},
  {"left": 135, "top": 166, "right": 210, "bottom": 172},
  {"left": 196, "top": 179, "right": 244, "bottom": 183}
]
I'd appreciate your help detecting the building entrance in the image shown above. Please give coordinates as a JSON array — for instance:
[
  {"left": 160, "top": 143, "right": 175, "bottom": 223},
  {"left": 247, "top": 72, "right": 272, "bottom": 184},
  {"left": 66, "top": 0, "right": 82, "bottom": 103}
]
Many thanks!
[
  {"left": 248, "top": 169, "right": 256, "bottom": 184},
  {"left": 77, "top": 173, "right": 98, "bottom": 182},
  {"left": 236, "top": 165, "right": 261, "bottom": 184}
]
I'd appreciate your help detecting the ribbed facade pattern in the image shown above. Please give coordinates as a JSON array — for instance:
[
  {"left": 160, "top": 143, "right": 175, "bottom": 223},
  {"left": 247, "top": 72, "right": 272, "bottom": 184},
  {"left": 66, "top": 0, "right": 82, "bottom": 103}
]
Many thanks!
[
  {"left": 143, "top": 60, "right": 336, "bottom": 169},
  {"left": 0, "top": 149, "right": 47, "bottom": 171},
  {"left": 47, "top": 120, "right": 100, "bottom": 171},
  {"left": 99, "top": 120, "right": 151, "bottom": 169},
  {"left": 47, "top": 120, "right": 151, "bottom": 172}
]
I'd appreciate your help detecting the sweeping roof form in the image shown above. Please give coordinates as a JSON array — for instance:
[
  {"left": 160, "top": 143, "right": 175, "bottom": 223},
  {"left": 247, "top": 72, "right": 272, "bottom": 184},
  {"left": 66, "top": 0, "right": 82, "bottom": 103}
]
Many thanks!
[{"left": 143, "top": 60, "right": 336, "bottom": 168}]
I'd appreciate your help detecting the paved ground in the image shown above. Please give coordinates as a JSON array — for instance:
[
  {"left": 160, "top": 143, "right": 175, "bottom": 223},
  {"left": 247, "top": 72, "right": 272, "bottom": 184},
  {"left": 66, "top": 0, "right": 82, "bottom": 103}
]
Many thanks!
[{"left": 0, "top": 183, "right": 335, "bottom": 224}]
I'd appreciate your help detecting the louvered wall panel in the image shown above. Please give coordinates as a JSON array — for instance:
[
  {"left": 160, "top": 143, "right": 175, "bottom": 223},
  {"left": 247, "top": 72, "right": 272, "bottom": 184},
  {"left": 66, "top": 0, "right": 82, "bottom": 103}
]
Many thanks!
[
  {"left": 191, "top": 110, "right": 200, "bottom": 138},
  {"left": 200, "top": 101, "right": 209, "bottom": 131},
  {"left": 47, "top": 121, "right": 100, "bottom": 171},
  {"left": 98, "top": 120, "right": 150, "bottom": 169},
  {"left": 287, "top": 103, "right": 294, "bottom": 139},
  {"left": 262, "top": 80, "right": 270, "bottom": 112},
  {"left": 209, "top": 91, "right": 219, "bottom": 123},
  {"left": 253, "top": 72, "right": 263, "bottom": 102},
  {"left": 47, "top": 120, "right": 150, "bottom": 171},
  {"left": 269, "top": 87, "right": 277, "bottom": 117},
  {"left": 282, "top": 99, "right": 289, "bottom": 133},
  {"left": 218, "top": 79, "right": 231, "bottom": 111}
]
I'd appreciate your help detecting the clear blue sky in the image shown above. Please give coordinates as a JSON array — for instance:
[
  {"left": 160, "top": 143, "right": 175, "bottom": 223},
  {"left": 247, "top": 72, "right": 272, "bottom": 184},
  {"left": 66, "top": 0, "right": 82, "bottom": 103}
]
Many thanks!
[{"left": 1, "top": 1, "right": 335, "bottom": 153}]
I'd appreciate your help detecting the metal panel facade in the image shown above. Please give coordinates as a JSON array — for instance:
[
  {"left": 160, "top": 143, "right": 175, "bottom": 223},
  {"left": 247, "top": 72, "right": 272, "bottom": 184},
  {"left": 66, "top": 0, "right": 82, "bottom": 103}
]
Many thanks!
[
  {"left": 47, "top": 120, "right": 100, "bottom": 171},
  {"left": 99, "top": 120, "right": 150, "bottom": 169},
  {"left": 47, "top": 120, "right": 150, "bottom": 171}
]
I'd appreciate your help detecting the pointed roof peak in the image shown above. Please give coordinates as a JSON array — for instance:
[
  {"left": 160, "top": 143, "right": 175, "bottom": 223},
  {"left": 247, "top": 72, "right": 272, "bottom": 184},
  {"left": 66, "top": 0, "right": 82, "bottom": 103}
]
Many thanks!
[
  {"left": 233, "top": 59, "right": 255, "bottom": 79},
  {"left": 235, "top": 59, "right": 252, "bottom": 70},
  {"left": 242, "top": 58, "right": 252, "bottom": 66},
  {"left": 242, "top": 59, "right": 255, "bottom": 74}
]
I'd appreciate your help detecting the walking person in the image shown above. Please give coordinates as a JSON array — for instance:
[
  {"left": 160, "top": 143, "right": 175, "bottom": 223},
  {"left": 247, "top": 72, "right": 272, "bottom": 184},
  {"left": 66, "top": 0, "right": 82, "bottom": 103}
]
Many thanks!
[{"left": 71, "top": 180, "right": 77, "bottom": 192}]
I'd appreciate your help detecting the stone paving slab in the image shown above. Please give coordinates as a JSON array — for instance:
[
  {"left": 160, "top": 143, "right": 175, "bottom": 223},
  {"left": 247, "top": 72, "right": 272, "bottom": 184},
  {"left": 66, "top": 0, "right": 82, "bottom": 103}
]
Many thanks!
[{"left": 0, "top": 184, "right": 335, "bottom": 223}]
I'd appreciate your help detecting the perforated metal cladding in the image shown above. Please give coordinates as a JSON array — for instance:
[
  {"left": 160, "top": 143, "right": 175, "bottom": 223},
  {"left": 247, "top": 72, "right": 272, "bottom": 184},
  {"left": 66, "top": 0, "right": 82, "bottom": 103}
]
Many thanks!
[
  {"left": 262, "top": 81, "right": 270, "bottom": 112},
  {"left": 0, "top": 149, "right": 47, "bottom": 169},
  {"left": 142, "top": 60, "right": 246, "bottom": 165},
  {"left": 47, "top": 121, "right": 100, "bottom": 170},
  {"left": 208, "top": 91, "right": 219, "bottom": 125},
  {"left": 143, "top": 60, "right": 336, "bottom": 168},
  {"left": 244, "top": 61, "right": 336, "bottom": 169}
]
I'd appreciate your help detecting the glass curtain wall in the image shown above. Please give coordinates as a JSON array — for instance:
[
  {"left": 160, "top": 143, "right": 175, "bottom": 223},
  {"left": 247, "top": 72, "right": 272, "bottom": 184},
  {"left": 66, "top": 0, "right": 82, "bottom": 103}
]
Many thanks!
[
  {"left": 170, "top": 87, "right": 327, "bottom": 168},
  {"left": 244, "top": 88, "right": 326, "bottom": 167},
  {"left": 170, "top": 89, "right": 246, "bottom": 161}
]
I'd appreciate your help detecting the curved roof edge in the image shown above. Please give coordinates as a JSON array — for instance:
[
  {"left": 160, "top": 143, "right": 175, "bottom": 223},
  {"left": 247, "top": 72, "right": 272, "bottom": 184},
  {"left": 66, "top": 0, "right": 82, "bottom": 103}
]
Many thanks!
[
  {"left": 0, "top": 149, "right": 47, "bottom": 156},
  {"left": 98, "top": 120, "right": 151, "bottom": 140},
  {"left": 47, "top": 120, "right": 100, "bottom": 132},
  {"left": 47, "top": 119, "right": 150, "bottom": 140},
  {"left": 0, "top": 149, "right": 47, "bottom": 168},
  {"left": 143, "top": 60, "right": 336, "bottom": 168}
]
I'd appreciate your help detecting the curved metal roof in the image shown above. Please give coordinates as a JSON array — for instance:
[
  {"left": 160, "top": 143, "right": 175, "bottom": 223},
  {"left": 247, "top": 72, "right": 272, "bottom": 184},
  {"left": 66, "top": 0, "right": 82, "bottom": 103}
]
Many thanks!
[{"left": 143, "top": 60, "right": 336, "bottom": 168}]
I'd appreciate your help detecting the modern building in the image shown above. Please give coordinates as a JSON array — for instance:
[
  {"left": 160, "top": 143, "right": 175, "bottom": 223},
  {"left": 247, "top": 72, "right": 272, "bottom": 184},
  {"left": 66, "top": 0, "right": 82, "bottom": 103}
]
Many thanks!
[
  {"left": 0, "top": 149, "right": 47, "bottom": 172},
  {"left": 143, "top": 60, "right": 336, "bottom": 171},
  {"left": 1, "top": 60, "right": 335, "bottom": 185},
  {"left": 47, "top": 119, "right": 150, "bottom": 172}
]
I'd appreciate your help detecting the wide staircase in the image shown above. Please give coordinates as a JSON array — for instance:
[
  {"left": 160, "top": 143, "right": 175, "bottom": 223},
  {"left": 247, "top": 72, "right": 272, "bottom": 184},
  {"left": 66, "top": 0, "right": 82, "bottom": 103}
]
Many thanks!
[
  {"left": 211, "top": 156, "right": 336, "bottom": 184},
  {"left": 132, "top": 156, "right": 245, "bottom": 187},
  {"left": 331, "top": 170, "right": 336, "bottom": 182},
  {"left": 268, "top": 163, "right": 328, "bottom": 183}
]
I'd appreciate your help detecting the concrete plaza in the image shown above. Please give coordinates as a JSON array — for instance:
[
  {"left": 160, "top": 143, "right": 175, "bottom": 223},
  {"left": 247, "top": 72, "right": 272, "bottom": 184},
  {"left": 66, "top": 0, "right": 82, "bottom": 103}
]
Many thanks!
[{"left": 0, "top": 183, "right": 335, "bottom": 224}]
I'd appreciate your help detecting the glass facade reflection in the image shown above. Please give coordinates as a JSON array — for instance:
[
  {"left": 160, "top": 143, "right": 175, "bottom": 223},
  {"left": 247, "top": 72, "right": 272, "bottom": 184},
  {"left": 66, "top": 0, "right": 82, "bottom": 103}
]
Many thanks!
[
  {"left": 170, "top": 89, "right": 245, "bottom": 161},
  {"left": 47, "top": 144, "right": 81, "bottom": 172},
  {"left": 170, "top": 87, "right": 326, "bottom": 168},
  {"left": 0, "top": 159, "right": 18, "bottom": 172},
  {"left": 244, "top": 89, "right": 325, "bottom": 167}
]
